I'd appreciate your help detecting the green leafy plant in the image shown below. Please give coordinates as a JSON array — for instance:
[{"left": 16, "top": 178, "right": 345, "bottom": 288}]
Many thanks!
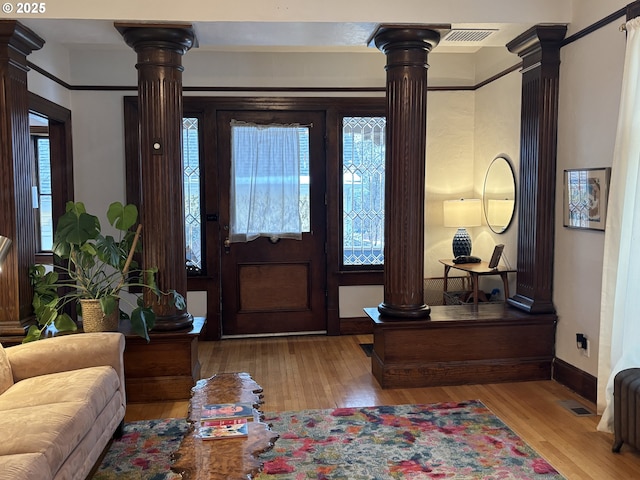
[{"left": 26, "top": 201, "right": 185, "bottom": 343}]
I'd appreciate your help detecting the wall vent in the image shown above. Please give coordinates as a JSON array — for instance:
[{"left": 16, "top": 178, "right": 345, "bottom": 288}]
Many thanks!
[{"left": 443, "top": 29, "right": 497, "bottom": 43}]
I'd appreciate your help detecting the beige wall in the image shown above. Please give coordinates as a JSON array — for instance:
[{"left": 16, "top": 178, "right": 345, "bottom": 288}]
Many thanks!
[{"left": 555, "top": 0, "right": 628, "bottom": 376}]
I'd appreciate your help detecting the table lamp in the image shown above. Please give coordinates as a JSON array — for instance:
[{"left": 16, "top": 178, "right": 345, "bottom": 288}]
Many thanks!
[
  {"left": 0, "top": 235, "right": 12, "bottom": 273},
  {"left": 443, "top": 199, "right": 481, "bottom": 257}
]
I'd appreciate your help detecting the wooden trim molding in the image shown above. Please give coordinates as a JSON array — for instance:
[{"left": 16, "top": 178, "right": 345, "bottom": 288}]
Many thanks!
[
  {"left": 553, "top": 357, "right": 597, "bottom": 404},
  {"left": 628, "top": 0, "right": 640, "bottom": 20}
]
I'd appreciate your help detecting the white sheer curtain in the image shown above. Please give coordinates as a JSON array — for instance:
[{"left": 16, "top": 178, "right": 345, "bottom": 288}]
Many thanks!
[
  {"left": 230, "top": 121, "right": 302, "bottom": 242},
  {"left": 597, "top": 17, "right": 640, "bottom": 433}
]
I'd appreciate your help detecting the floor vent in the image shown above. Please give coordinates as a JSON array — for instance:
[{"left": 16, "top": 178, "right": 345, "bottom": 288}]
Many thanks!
[
  {"left": 558, "top": 399, "right": 595, "bottom": 416},
  {"left": 443, "top": 29, "right": 497, "bottom": 43},
  {"left": 360, "top": 343, "right": 374, "bottom": 357}
]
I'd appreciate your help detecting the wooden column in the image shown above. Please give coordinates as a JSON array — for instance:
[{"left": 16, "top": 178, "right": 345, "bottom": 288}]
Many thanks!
[
  {"left": 506, "top": 25, "right": 567, "bottom": 314},
  {"left": 117, "top": 24, "right": 194, "bottom": 330},
  {"left": 0, "top": 21, "right": 44, "bottom": 336},
  {"left": 370, "top": 24, "right": 449, "bottom": 319}
]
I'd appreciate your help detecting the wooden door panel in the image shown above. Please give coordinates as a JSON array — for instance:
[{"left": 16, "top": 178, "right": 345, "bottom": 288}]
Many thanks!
[{"left": 238, "top": 263, "right": 310, "bottom": 312}]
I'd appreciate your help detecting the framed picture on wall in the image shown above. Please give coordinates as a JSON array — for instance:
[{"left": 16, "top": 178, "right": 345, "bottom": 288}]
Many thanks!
[{"left": 563, "top": 167, "right": 611, "bottom": 231}]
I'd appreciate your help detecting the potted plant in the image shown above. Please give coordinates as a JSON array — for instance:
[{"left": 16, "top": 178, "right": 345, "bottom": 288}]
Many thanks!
[{"left": 26, "top": 201, "right": 185, "bottom": 343}]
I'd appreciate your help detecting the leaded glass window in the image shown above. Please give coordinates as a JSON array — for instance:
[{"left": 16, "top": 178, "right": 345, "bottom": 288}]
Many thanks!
[
  {"left": 342, "top": 116, "right": 385, "bottom": 266},
  {"left": 183, "top": 117, "right": 202, "bottom": 273},
  {"left": 34, "top": 136, "right": 53, "bottom": 251}
]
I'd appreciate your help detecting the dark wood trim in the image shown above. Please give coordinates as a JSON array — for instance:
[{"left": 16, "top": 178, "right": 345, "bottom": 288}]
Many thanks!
[
  {"left": 552, "top": 357, "right": 597, "bottom": 404},
  {"left": 628, "top": 0, "right": 640, "bottom": 20},
  {"left": 474, "top": 63, "right": 522, "bottom": 90},
  {"left": 28, "top": 93, "right": 74, "bottom": 226},
  {"left": 123, "top": 97, "right": 141, "bottom": 212},
  {"left": 338, "top": 271, "right": 384, "bottom": 286},
  {"left": 563, "top": 7, "right": 626, "bottom": 47},
  {"left": 340, "top": 316, "right": 374, "bottom": 335},
  {"left": 27, "top": 61, "right": 73, "bottom": 90}
]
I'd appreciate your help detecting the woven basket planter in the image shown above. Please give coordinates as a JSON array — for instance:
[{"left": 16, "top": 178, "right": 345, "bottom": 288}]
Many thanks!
[{"left": 80, "top": 299, "right": 119, "bottom": 332}]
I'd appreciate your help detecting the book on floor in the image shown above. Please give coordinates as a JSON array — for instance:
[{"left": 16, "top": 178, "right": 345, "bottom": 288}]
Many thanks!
[
  {"left": 200, "top": 402, "right": 256, "bottom": 423},
  {"left": 201, "top": 418, "right": 248, "bottom": 427},
  {"left": 199, "top": 419, "right": 249, "bottom": 440}
]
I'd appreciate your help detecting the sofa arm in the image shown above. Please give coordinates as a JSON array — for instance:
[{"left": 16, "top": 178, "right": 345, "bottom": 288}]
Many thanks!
[{"left": 6, "top": 333, "right": 126, "bottom": 395}]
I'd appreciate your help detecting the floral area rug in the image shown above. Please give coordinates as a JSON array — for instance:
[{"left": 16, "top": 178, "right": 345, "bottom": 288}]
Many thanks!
[
  {"left": 91, "top": 417, "right": 187, "bottom": 480},
  {"left": 92, "top": 401, "right": 564, "bottom": 480},
  {"left": 255, "top": 400, "right": 565, "bottom": 480}
]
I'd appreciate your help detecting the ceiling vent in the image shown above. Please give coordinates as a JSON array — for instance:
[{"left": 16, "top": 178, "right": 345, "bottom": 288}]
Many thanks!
[{"left": 443, "top": 29, "right": 497, "bottom": 43}]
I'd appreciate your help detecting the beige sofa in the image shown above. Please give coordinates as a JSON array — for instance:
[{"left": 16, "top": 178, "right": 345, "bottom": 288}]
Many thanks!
[{"left": 0, "top": 332, "right": 126, "bottom": 480}]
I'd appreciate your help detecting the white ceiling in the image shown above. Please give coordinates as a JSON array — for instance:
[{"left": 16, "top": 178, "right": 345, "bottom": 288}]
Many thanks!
[{"left": 20, "top": 19, "right": 531, "bottom": 54}]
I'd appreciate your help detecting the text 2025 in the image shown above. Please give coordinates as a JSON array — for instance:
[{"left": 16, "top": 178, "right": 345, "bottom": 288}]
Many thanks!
[{"left": 16, "top": 2, "right": 45, "bottom": 13}]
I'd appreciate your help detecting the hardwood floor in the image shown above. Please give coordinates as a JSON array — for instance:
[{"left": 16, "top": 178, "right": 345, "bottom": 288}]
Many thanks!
[{"left": 125, "top": 333, "right": 640, "bottom": 479}]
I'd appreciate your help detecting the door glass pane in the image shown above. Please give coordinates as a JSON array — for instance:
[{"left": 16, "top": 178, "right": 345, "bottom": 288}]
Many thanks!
[
  {"left": 342, "top": 116, "right": 385, "bottom": 266},
  {"left": 230, "top": 122, "right": 310, "bottom": 242},
  {"left": 183, "top": 117, "right": 202, "bottom": 273},
  {"left": 36, "top": 137, "right": 53, "bottom": 251}
]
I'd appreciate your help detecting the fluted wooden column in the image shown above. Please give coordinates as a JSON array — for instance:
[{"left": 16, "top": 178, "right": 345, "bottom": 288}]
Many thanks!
[
  {"left": 506, "top": 25, "right": 566, "bottom": 314},
  {"left": 371, "top": 25, "right": 449, "bottom": 319},
  {"left": 117, "top": 24, "right": 194, "bottom": 330},
  {"left": 0, "top": 21, "right": 44, "bottom": 335}
]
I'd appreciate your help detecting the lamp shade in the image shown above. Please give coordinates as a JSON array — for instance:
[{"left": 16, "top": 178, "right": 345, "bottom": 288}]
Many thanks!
[
  {"left": 443, "top": 199, "right": 482, "bottom": 228},
  {"left": 0, "top": 235, "right": 12, "bottom": 272}
]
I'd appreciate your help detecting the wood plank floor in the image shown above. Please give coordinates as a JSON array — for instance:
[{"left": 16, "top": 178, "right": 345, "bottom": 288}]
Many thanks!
[{"left": 125, "top": 333, "right": 640, "bottom": 480}]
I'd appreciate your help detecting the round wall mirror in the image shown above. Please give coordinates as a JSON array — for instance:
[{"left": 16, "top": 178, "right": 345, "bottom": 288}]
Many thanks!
[{"left": 483, "top": 156, "right": 516, "bottom": 234}]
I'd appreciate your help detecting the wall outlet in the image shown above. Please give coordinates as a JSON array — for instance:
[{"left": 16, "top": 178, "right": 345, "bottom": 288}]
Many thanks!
[{"left": 576, "top": 333, "right": 590, "bottom": 357}]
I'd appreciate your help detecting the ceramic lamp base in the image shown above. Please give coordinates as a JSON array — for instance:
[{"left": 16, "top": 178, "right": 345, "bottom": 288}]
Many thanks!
[{"left": 452, "top": 228, "right": 472, "bottom": 257}]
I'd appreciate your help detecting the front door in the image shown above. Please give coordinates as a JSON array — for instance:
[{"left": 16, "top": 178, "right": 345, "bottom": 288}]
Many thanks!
[{"left": 217, "top": 110, "right": 327, "bottom": 336}]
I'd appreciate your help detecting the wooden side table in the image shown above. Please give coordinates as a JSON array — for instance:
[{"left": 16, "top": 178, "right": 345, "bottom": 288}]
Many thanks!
[
  {"left": 439, "top": 259, "right": 516, "bottom": 306},
  {"left": 119, "top": 316, "right": 205, "bottom": 402}
]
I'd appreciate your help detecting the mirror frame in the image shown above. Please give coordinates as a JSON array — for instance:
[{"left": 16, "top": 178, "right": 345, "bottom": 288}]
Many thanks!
[{"left": 483, "top": 155, "right": 516, "bottom": 234}]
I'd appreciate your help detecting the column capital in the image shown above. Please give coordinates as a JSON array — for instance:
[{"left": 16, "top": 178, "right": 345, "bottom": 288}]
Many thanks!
[
  {"left": 0, "top": 20, "right": 44, "bottom": 70},
  {"left": 115, "top": 22, "right": 196, "bottom": 55},
  {"left": 368, "top": 24, "right": 450, "bottom": 54},
  {"left": 506, "top": 24, "right": 567, "bottom": 64}
]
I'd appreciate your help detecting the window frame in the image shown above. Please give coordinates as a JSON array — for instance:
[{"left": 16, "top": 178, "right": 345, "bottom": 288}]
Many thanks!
[
  {"left": 29, "top": 93, "right": 74, "bottom": 266},
  {"left": 32, "top": 132, "right": 52, "bottom": 252},
  {"left": 339, "top": 114, "right": 386, "bottom": 272},
  {"left": 182, "top": 116, "right": 205, "bottom": 276}
]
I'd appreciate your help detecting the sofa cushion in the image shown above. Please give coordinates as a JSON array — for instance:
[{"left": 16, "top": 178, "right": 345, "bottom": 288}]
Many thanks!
[
  {"left": 0, "top": 343, "right": 13, "bottom": 396},
  {"left": 0, "top": 365, "right": 120, "bottom": 477},
  {"left": 0, "top": 453, "right": 51, "bottom": 480}
]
